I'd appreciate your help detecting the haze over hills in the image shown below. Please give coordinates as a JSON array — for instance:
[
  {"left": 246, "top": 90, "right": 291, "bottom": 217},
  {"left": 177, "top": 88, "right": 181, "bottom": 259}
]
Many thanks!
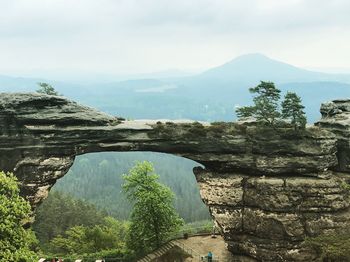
[
  {"left": 0, "top": 53, "right": 349, "bottom": 122},
  {"left": 3, "top": 53, "right": 350, "bottom": 236},
  {"left": 195, "top": 53, "right": 344, "bottom": 83}
]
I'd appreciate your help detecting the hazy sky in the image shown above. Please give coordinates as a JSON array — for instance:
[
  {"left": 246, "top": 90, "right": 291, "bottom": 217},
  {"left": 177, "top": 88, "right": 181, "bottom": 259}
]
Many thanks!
[{"left": 1, "top": 0, "right": 350, "bottom": 76}]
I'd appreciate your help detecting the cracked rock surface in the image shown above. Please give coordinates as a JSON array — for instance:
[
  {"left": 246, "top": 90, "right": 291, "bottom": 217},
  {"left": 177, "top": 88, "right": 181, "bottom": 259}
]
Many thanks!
[{"left": 0, "top": 93, "right": 349, "bottom": 261}]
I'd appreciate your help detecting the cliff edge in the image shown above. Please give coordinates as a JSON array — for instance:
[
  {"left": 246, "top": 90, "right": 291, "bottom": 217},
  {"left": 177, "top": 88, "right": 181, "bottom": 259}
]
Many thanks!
[{"left": 0, "top": 93, "right": 349, "bottom": 261}]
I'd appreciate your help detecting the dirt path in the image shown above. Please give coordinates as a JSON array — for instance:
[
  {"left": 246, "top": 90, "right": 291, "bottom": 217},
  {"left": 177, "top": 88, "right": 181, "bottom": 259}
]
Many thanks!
[{"left": 177, "top": 235, "right": 235, "bottom": 262}]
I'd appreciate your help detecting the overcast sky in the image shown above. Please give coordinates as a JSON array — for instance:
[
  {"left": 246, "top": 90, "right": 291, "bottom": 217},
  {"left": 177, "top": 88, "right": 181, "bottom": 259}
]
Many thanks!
[{"left": 1, "top": 0, "right": 350, "bottom": 77}]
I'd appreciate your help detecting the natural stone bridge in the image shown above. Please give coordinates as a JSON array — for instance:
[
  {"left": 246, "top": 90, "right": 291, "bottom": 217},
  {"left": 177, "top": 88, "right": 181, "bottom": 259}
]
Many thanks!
[{"left": 0, "top": 93, "right": 349, "bottom": 261}]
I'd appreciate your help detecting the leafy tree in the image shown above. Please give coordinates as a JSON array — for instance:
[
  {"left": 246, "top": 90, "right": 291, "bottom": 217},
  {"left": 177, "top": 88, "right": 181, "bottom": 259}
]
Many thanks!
[
  {"left": 123, "top": 161, "right": 183, "bottom": 255},
  {"left": 48, "top": 217, "right": 128, "bottom": 257},
  {"left": 236, "top": 81, "right": 281, "bottom": 126},
  {"left": 281, "top": 92, "right": 307, "bottom": 130},
  {"left": 36, "top": 82, "right": 59, "bottom": 95},
  {"left": 0, "top": 171, "right": 38, "bottom": 261},
  {"left": 33, "top": 191, "right": 107, "bottom": 246},
  {"left": 53, "top": 152, "right": 210, "bottom": 222},
  {"left": 235, "top": 105, "right": 255, "bottom": 119}
]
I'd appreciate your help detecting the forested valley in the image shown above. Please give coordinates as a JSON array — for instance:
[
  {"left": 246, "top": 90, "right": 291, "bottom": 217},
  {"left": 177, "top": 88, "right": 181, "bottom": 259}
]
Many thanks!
[
  {"left": 52, "top": 152, "right": 210, "bottom": 222},
  {"left": 29, "top": 152, "right": 212, "bottom": 260}
]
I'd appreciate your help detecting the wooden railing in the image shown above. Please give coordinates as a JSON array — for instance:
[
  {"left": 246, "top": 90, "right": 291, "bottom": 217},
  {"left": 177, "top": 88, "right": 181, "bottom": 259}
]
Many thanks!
[
  {"left": 137, "top": 225, "right": 220, "bottom": 261},
  {"left": 167, "top": 225, "right": 215, "bottom": 240},
  {"left": 173, "top": 240, "right": 202, "bottom": 261}
]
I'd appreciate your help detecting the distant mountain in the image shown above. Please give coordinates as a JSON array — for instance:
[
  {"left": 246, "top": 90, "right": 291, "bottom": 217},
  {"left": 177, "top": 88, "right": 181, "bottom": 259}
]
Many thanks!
[
  {"left": 0, "top": 54, "right": 349, "bottom": 123},
  {"left": 191, "top": 53, "right": 350, "bottom": 84},
  {"left": 0, "top": 74, "right": 41, "bottom": 92},
  {"left": 5, "top": 55, "right": 347, "bottom": 226}
]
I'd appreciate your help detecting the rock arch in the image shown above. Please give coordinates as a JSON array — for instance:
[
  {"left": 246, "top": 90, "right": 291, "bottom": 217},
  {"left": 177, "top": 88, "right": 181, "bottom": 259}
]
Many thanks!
[{"left": 0, "top": 93, "right": 349, "bottom": 261}]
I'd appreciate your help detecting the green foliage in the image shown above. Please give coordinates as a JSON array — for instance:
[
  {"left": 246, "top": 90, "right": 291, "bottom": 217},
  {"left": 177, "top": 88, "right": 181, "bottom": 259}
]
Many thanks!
[
  {"left": 36, "top": 82, "right": 60, "bottom": 95},
  {"left": 53, "top": 152, "right": 210, "bottom": 222},
  {"left": 303, "top": 231, "right": 350, "bottom": 261},
  {"left": 235, "top": 105, "right": 255, "bottom": 118},
  {"left": 123, "top": 161, "right": 184, "bottom": 255},
  {"left": 341, "top": 181, "right": 350, "bottom": 191},
  {"left": 80, "top": 248, "right": 133, "bottom": 262},
  {"left": 0, "top": 171, "right": 38, "bottom": 261},
  {"left": 281, "top": 92, "right": 307, "bottom": 130},
  {"left": 236, "top": 81, "right": 281, "bottom": 126},
  {"left": 47, "top": 217, "right": 128, "bottom": 258},
  {"left": 181, "top": 220, "right": 214, "bottom": 234},
  {"left": 33, "top": 191, "right": 107, "bottom": 247},
  {"left": 188, "top": 122, "right": 206, "bottom": 137},
  {"left": 236, "top": 81, "right": 307, "bottom": 129}
]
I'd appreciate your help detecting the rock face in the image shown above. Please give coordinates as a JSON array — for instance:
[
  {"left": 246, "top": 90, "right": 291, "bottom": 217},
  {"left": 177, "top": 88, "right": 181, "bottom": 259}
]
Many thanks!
[
  {"left": 0, "top": 93, "right": 349, "bottom": 261},
  {"left": 317, "top": 99, "right": 350, "bottom": 173}
]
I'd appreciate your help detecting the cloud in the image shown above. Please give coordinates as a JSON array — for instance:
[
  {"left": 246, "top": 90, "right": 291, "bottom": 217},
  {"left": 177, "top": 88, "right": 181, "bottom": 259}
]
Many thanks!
[
  {"left": 0, "top": 0, "right": 349, "bottom": 75},
  {"left": 3, "top": 0, "right": 349, "bottom": 36}
]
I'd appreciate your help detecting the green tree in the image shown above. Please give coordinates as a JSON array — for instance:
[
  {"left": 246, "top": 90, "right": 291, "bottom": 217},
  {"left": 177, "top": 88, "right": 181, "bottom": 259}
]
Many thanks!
[
  {"left": 123, "top": 161, "right": 183, "bottom": 255},
  {"left": 33, "top": 191, "right": 107, "bottom": 247},
  {"left": 0, "top": 171, "right": 38, "bottom": 261},
  {"left": 53, "top": 153, "right": 210, "bottom": 222},
  {"left": 235, "top": 105, "right": 255, "bottom": 118},
  {"left": 48, "top": 217, "right": 128, "bottom": 257},
  {"left": 281, "top": 92, "right": 307, "bottom": 130},
  {"left": 36, "top": 82, "right": 59, "bottom": 95},
  {"left": 236, "top": 81, "right": 281, "bottom": 126}
]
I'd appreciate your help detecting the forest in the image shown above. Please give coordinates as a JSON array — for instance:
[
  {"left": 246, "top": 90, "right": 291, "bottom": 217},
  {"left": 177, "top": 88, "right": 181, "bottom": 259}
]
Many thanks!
[
  {"left": 53, "top": 152, "right": 210, "bottom": 222},
  {"left": 0, "top": 158, "right": 213, "bottom": 261},
  {"left": 26, "top": 153, "right": 212, "bottom": 260}
]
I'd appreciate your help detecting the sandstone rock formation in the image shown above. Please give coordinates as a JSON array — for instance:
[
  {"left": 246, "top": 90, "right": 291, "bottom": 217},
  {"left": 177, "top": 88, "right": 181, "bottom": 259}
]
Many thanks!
[
  {"left": 317, "top": 99, "right": 350, "bottom": 173},
  {"left": 0, "top": 93, "right": 349, "bottom": 261}
]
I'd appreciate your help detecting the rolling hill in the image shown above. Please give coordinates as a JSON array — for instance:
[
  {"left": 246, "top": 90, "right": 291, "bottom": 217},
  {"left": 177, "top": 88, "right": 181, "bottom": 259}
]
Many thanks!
[{"left": 0, "top": 54, "right": 349, "bottom": 123}]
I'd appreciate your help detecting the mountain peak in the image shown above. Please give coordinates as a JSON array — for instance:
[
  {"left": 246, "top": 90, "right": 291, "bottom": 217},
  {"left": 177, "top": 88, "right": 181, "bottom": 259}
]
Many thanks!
[
  {"left": 232, "top": 53, "right": 270, "bottom": 61},
  {"left": 200, "top": 53, "right": 315, "bottom": 83},
  {"left": 224, "top": 53, "right": 284, "bottom": 67}
]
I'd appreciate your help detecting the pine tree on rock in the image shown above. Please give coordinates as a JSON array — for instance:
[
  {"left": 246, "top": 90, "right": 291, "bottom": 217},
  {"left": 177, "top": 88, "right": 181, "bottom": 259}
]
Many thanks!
[
  {"left": 236, "top": 81, "right": 281, "bottom": 126},
  {"left": 281, "top": 92, "right": 307, "bottom": 130},
  {"left": 36, "top": 82, "right": 60, "bottom": 96}
]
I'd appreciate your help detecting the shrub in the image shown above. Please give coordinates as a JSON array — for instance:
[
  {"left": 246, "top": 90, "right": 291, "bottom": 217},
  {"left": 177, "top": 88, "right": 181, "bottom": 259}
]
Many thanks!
[
  {"left": 0, "top": 171, "right": 39, "bottom": 261},
  {"left": 303, "top": 231, "right": 350, "bottom": 261}
]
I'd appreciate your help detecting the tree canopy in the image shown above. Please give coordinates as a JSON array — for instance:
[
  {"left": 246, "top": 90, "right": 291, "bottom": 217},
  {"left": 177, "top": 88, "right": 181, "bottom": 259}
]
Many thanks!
[
  {"left": 0, "top": 171, "right": 38, "bottom": 261},
  {"left": 236, "top": 81, "right": 281, "bottom": 126},
  {"left": 36, "top": 82, "right": 60, "bottom": 96},
  {"left": 123, "top": 161, "right": 183, "bottom": 255},
  {"left": 236, "top": 81, "right": 307, "bottom": 128},
  {"left": 48, "top": 217, "right": 128, "bottom": 258},
  {"left": 53, "top": 152, "right": 210, "bottom": 222},
  {"left": 33, "top": 191, "right": 107, "bottom": 246},
  {"left": 281, "top": 92, "right": 307, "bottom": 130}
]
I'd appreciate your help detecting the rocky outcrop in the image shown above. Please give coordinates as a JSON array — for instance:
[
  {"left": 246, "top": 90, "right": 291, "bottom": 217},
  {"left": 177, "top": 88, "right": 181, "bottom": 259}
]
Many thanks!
[
  {"left": 317, "top": 99, "right": 350, "bottom": 173},
  {"left": 0, "top": 93, "right": 349, "bottom": 261}
]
